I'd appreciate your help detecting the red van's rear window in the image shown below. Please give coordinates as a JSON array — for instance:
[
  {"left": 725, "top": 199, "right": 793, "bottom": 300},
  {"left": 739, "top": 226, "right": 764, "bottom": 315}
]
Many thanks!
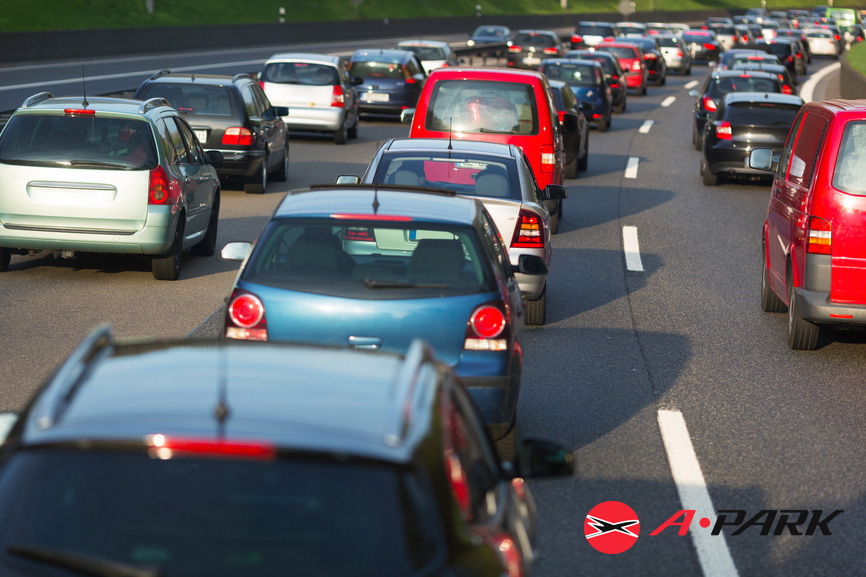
[
  {"left": 833, "top": 121, "right": 866, "bottom": 195},
  {"left": 423, "top": 79, "right": 539, "bottom": 136}
]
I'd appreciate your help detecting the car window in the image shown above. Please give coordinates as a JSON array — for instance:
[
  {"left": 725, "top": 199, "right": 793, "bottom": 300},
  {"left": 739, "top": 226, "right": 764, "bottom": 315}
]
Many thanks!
[
  {"left": 833, "top": 121, "right": 866, "bottom": 195},
  {"left": 400, "top": 45, "right": 446, "bottom": 61},
  {"left": 519, "top": 152, "right": 544, "bottom": 204},
  {"left": 787, "top": 112, "right": 827, "bottom": 188},
  {"left": 424, "top": 79, "right": 539, "bottom": 136},
  {"left": 261, "top": 62, "right": 339, "bottom": 86},
  {"left": 577, "top": 24, "right": 614, "bottom": 36},
  {"left": 478, "top": 209, "right": 513, "bottom": 280},
  {"left": 241, "top": 85, "right": 263, "bottom": 118},
  {"left": 596, "top": 45, "right": 639, "bottom": 59},
  {"left": 252, "top": 84, "right": 273, "bottom": 114},
  {"left": 404, "top": 57, "right": 422, "bottom": 78},
  {"left": 0, "top": 114, "right": 157, "bottom": 170},
  {"left": 164, "top": 116, "right": 190, "bottom": 165},
  {"left": 172, "top": 116, "right": 204, "bottom": 165},
  {"left": 724, "top": 102, "right": 800, "bottom": 126},
  {"left": 138, "top": 83, "right": 234, "bottom": 117},
  {"left": 513, "top": 32, "right": 557, "bottom": 47},
  {"left": 541, "top": 62, "right": 600, "bottom": 86},
  {"left": 350, "top": 59, "right": 406, "bottom": 80}
]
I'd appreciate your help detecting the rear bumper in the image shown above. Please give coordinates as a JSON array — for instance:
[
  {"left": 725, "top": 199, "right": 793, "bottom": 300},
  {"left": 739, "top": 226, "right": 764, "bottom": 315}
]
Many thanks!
[
  {"left": 282, "top": 110, "right": 345, "bottom": 133},
  {"left": 794, "top": 286, "right": 866, "bottom": 324},
  {"left": 624, "top": 72, "right": 645, "bottom": 88},
  {"left": 706, "top": 146, "right": 777, "bottom": 176},
  {"left": 209, "top": 148, "right": 264, "bottom": 179}
]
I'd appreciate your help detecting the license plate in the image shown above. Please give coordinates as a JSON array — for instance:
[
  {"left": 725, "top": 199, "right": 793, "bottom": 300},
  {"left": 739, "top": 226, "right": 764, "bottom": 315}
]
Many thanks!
[
  {"left": 361, "top": 92, "right": 389, "bottom": 103},
  {"left": 524, "top": 57, "right": 541, "bottom": 65},
  {"left": 194, "top": 130, "right": 207, "bottom": 143}
]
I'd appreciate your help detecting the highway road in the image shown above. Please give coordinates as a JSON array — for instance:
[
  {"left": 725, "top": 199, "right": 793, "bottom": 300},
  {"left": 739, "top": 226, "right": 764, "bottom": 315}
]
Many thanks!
[{"left": 0, "top": 35, "right": 863, "bottom": 576}]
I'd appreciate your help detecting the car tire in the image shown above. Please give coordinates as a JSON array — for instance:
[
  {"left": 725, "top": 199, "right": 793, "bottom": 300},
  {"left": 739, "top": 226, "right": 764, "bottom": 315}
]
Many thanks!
[
  {"left": 614, "top": 99, "right": 625, "bottom": 114},
  {"left": 638, "top": 84, "right": 646, "bottom": 96},
  {"left": 787, "top": 282, "right": 820, "bottom": 350},
  {"left": 152, "top": 220, "right": 184, "bottom": 281},
  {"left": 525, "top": 286, "right": 547, "bottom": 326},
  {"left": 191, "top": 193, "right": 219, "bottom": 257},
  {"left": 244, "top": 152, "right": 267, "bottom": 194},
  {"left": 0, "top": 248, "right": 10, "bottom": 272},
  {"left": 684, "top": 64, "right": 691, "bottom": 75},
  {"left": 272, "top": 141, "right": 289, "bottom": 182},
  {"left": 333, "top": 123, "right": 348, "bottom": 145},
  {"left": 348, "top": 115, "right": 359, "bottom": 139},
  {"left": 761, "top": 249, "right": 786, "bottom": 313},
  {"left": 565, "top": 152, "right": 578, "bottom": 178},
  {"left": 598, "top": 115, "right": 609, "bottom": 132},
  {"left": 578, "top": 138, "right": 589, "bottom": 172},
  {"left": 701, "top": 158, "right": 718, "bottom": 186},
  {"left": 659, "top": 75, "right": 667, "bottom": 86},
  {"left": 495, "top": 418, "right": 517, "bottom": 462},
  {"left": 549, "top": 209, "right": 559, "bottom": 235},
  {"left": 693, "top": 124, "right": 702, "bottom": 151}
]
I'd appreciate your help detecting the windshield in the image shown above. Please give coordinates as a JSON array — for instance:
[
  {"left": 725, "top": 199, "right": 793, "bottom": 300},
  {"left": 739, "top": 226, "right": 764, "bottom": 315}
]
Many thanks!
[
  {"left": 424, "top": 79, "right": 539, "bottom": 135},
  {"left": 708, "top": 75, "right": 782, "bottom": 96},
  {"left": 513, "top": 33, "right": 557, "bottom": 47},
  {"left": 399, "top": 45, "right": 446, "bottom": 60},
  {"left": 350, "top": 59, "right": 406, "bottom": 80},
  {"left": 137, "top": 83, "right": 234, "bottom": 117},
  {"left": 724, "top": 101, "right": 800, "bottom": 126},
  {"left": 0, "top": 115, "right": 157, "bottom": 170},
  {"left": 0, "top": 450, "right": 442, "bottom": 577},
  {"left": 261, "top": 62, "right": 339, "bottom": 86},
  {"left": 541, "top": 62, "right": 601, "bottom": 86}
]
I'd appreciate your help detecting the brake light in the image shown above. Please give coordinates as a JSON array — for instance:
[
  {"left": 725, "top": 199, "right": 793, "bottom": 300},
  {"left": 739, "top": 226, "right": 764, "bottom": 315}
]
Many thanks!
[
  {"left": 508, "top": 45, "right": 522, "bottom": 53},
  {"left": 541, "top": 145, "right": 555, "bottom": 172},
  {"left": 557, "top": 110, "right": 566, "bottom": 122},
  {"left": 343, "top": 226, "right": 376, "bottom": 242},
  {"left": 405, "top": 77, "right": 417, "bottom": 84},
  {"left": 715, "top": 120, "right": 732, "bottom": 140},
  {"left": 145, "top": 434, "right": 276, "bottom": 461},
  {"left": 571, "top": 34, "right": 583, "bottom": 44},
  {"left": 604, "top": 36, "right": 614, "bottom": 42},
  {"left": 331, "top": 213, "right": 412, "bottom": 221},
  {"left": 64, "top": 108, "right": 95, "bottom": 116},
  {"left": 469, "top": 305, "right": 506, "bottom": 338},
  {"left": 701, "top": 95, "right": 717, "bottom": 112},
  {"left": 782, "top": 84, "right": 792, "bottom": 94},
  {"left": 835, "top": 34, "right": 841, "bottom": 41},
  {"left": 444, "top": 450, "right": 471, "bottom": 514},
  {"left": 148, "top": 165, "right": 180, "bottom": 205},
  {"left": 222, "top": 127, "right": 253, "bottom": 146},
  {"left": 331, "top": 85, "right": 345, "bottom": 107},
  {"left": 676, "top": 49, "right": 684, "bottom": 57},
  {"left": 225, "top": 291, "right": 268, "bottom": 341},
  {"left": 703, "top": 43, "right": 717, "bottom": 50},
  {"left": 808, "top": 217, "right": 831, "bottom": 254},
  {"left": 644, "top": 52, "right": 658, "bottom": 60},
  {"left": 511, "top": 210, "right": 544, "bottom": 248},
  {"left": 543, "top": 47, "right": 559, "bottom": 55},
  {"left": 486, "top": 535, "right": 524, "bottom": 577},
  {"left": 258, "top": 81, "right": 265, "bottom": 89},
  {"left": 631, "top": 60, "right": 642, "bottom": 71}
]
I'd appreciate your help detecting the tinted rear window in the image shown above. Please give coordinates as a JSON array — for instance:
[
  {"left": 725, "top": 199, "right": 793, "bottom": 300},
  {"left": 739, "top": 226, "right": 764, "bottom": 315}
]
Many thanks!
[
  {"left": 540, "top": 62, "right": 601, "bottom": 86},
  {"left": 137, "top": 83, "right": 234, "bottom": 117},
  {"left": 0, "top": 451, "right": 442, "bottom": 577},
  {"left": 261, "top": 62, "right": 339, "bottom": 86},
  {"left": 724, "top": 101, "right": 800, "bottom": 125},
  {"left": 596, "top": 45, "right": 639, "bottom": 59},
  {"left": 656, "top": 36, "right": 682, "bottom": 47},
  {"left": 683, "top": 31, "right": 715, "bottom": 42},
  {"left": 424, "top": 79, "right": 539, "bottom": 135},
  {"left": 833, "top": 121, "right": 866, "bottom": 195},
  {"left": 576, "top": 24, "right": 614, "bottom": 36},
  {"left": 0, "top": 114, "right": 156, "bottom": 170},
  {"left": 245, "top": 219, "right": 494, "bottom": 298},
  {"left": 708, "top": 75, "right": 782, "bottom": 96},
  {"left": 513, "top": 33, "right": 557, "bottom": 47},
  {"left": 350, "top": 59, "right": 406, "bottom": 80},
  {"left": 400, "top": 45, "right": 446, "bottom": 60}
]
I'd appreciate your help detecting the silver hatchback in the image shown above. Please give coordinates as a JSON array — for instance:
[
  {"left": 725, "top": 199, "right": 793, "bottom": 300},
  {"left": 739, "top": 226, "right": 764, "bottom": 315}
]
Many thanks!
[{"left": 0, "top": 94, "right": 222, "bottom": 280}]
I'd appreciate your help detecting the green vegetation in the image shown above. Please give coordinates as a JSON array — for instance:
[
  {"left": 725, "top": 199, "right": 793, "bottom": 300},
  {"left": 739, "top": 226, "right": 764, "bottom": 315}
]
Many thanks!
[
  {"left": 846, "top": 39, "right": 866, "bottom": 75},
  {"left": 0, "top": 0, "right": 834, "bottom": 32}
]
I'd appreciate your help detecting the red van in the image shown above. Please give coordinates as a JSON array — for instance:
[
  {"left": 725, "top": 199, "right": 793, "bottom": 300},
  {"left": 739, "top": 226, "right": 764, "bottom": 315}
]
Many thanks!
[
  {"left": 752, "top": 99, "right": 866, "bottom": 349},
  {"left": 402, "top": 68, "right": 575, "bottom": 205}
]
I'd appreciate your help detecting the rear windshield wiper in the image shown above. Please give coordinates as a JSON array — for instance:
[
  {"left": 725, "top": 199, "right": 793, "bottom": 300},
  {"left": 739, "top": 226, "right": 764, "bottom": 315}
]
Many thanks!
[
  {"left": 6, "top": 543, "right": 161, "bottom": 577},
  {"left": 477, "top": 128, "right": 516, "bottom": 134},
  {"left": 68, "top": 160, "right": 131, "bottom": 169},
  {"left": 364, "top": 279, "right": 448, "bottom": 289}
]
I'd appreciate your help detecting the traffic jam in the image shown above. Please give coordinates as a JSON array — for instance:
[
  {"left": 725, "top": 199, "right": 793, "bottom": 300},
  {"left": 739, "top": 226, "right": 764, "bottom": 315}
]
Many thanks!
[{"left": 0, "top": 5, "right": 865, "bottom": 576}]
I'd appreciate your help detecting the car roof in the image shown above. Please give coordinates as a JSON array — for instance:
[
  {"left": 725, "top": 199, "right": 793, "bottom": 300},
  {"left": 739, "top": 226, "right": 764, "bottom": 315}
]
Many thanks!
[
  {"left": 514, "top": 29, "right": 559, "bottom": 36},
  {"left": 276, "top": 186, "right": 482, "bottom": 224},
  {"left": 19, "top": 333, "right": 441, "bottom": 463},
  {"left": 713, "top": 68, "right": 780, "bottom": 78},
  {"left": 426, "top": 67, "right": 545, "bottom": 82},
  {"left": 351, "top": 48, "right": 416, "bottom": 61},
  {"left": 143, "top": 72, "right": 254, "bottom": 86},
  {"left": 721, "top": 92, "right": 804, "bottom": 106},
  {"left": 397, "top": 40, "right": 450, "bottom": 48},
  {"left": 16, "top": 94, "right": 171, "bottom": 117},
  {"left": 382, "top": 137, "right": 517, "bottom": 158},
  {"left": 265, "top": 52, "right": 340, "bottom": 66}
]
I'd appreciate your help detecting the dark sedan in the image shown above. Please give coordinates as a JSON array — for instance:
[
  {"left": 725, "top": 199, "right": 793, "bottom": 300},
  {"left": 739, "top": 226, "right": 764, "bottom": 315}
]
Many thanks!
[
  {"left": 548, "top": 79, "right": 590, "bottom": 177},
  {"left": 349, "top": 49, "right": 427, "bottom": 116},
  {"left": 682, "top": 29, "right": 724, "bottom": 63},
  {"left": 539, "top": 59, "right": 612, "bottom": 131},
  {"left": 566, "top": 49, "right": 628, "bottom": 112},
  {"left": 507, "top": 29, "right": 564, "bottom": 69},
  {"left": 755, "top": 38, "right": 808, "bottom": 81},
  {"left": 700, "top": 91, "right": 803, "bottom": 185}
]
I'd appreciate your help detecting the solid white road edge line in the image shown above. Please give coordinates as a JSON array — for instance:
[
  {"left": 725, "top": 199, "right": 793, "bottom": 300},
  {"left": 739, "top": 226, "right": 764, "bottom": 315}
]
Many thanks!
[
  {"left": 657, "top": 410, "right": 740, "bottom": 577},
  {"left": 800, "top": 62, "right": 841, "bottom": 103},
  {"left": 639, "top": 120, "right": 655, "bottom": 133},
  {"left": 661, "top": 96, "right": 676, "bottom": 107},
  {"left": 685, "top": 80, "right": 699, "bottom": 89},
  {"left": 625, "top": 156, "right": 639, "bottom": 179},
  {"left": 622, "top": 226, "right": 644, "bottom": 272}
]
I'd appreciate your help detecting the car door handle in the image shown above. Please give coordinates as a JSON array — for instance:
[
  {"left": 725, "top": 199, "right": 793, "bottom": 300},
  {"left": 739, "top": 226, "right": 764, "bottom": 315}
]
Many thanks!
[{"left": 348, "top": 336, "right": 382, "bottom": 350}]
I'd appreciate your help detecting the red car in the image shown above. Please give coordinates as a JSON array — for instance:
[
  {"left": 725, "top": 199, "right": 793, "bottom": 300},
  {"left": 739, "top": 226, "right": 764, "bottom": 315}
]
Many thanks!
[
  {"left": 753, "top": 99, "right": 866, "bottom": 349},
  {"left": 402, "top": 67, "right": 576, "bottom": 191},
  {"left": 594, "top": 42, "right": 649, "bottom": 96}
]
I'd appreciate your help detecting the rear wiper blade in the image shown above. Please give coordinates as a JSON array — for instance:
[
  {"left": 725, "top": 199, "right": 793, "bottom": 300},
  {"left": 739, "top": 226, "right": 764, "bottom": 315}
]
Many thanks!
[
  {"left": 364, "top": 279, "right": 448, "bottom": 289},
  {"left": 68, "top": 160, "right": 129, "bottom": 169},
  {"left": 6, "top": 543, "right": 161, "bottom": 577},
  {"left": 477, "top": 128, "right": 516, "bottom": 134}
]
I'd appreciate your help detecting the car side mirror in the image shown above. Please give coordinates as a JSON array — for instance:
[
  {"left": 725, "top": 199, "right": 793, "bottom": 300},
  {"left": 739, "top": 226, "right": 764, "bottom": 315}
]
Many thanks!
[
  {"left": 0, "top": 413, "right": 18, "bottom": 445},
  {"left": 220, "top": 241, "right": 252, "bottom": 261},
  {"left": 688, "top": 89, "right": 699, "bottom": 97},
  {"left": 749, "top": 147, "right": 775, "bottom": 171},
  {"left": 510, "top": 436, "right": 576, "bottom": 477},
  {"left": 412, "top": 73, "right": 426, "bottom": 83},
  {"left": 400, "top": 108, "right": 416, "bottom": 124},
  {"left": 352, "top": 77, "right": 364, "bottom": 86},
  {"left": 335, "top": 175, "right": 361, "bottom": 185},
  {"left": 560, "top": 111, "right": 578, "bottom": 133},
  {"left": 542, "top": 184, "right": 568, "bottom": 201},
  {"left": 273, "top": 106, "right": 289, "bottom": 118},
  {"left": 205, "top": 150, "right": 223, "bottom": 164},
  {"left": 515, "top": 254, "right": 549, "bottom": 276}
]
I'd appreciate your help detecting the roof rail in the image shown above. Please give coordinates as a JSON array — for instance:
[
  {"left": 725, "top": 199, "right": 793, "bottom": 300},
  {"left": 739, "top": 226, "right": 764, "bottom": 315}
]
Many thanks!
[
  {"left": 232, "top": 73, "right": 254, "bottom": 83},
  {"left": 138, "top": 97, "right": 171, "bottom": 114},
  {"left": 149, "top": 69, "right": 172, "bottom": 81},
  {"left": 383, "top": 339, "right": 435, "bottom": 447},
  {"left": 31, "top": 325, "right": 114, "bottom": 431},
  {"left": 22, "top": 92, "right": 54, "bottom": 108}
]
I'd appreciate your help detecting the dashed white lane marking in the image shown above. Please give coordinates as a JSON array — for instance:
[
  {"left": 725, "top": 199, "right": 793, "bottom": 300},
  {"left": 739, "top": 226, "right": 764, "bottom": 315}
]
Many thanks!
[
  {"left": 661, "top": 96, "right": 677, "bottom": 107},
  {"left": 639, "top": 120, "right": 655, "bottom": 133},
  {"left": 625, "top": 156, "right": 640, "bottom": 179},
  {"left": 657, "top": 410, "right": 740, "bottom": 577},
  {"left": 622, "top": 226, "right": 644, "bottom": 271},
  {"left": 800, "top": 62, "right": 841, "bottom": 103},
  {"left": 685, "top": 80, "right": 700, "bottom": 89}
]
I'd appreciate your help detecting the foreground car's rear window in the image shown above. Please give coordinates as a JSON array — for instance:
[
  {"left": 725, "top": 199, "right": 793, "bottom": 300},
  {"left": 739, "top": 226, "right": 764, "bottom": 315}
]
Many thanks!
[
  {"left": 833, "top": 121, "right": 866, "bottom": 195},
  {"left": 724, "top": 102, "right": 800, "bottom": 126},
  {"left": 137, "top": 83, "right": 234, "bottom": 117},
  {"left": 0, "top": 451, "right": 442, "bottom": 577},
  {"left": 0, "top": 115, "right": 156, "bottom": 170},
  {"left": 424, "top": 79, "right": 539, "bottom": 135},
  {"left": 540, "top": 62, "right": 601, "bottom": 86},
  {"left": 244, "top": 219, "right": 495, "bottom": 298},
  {"left": 261, "top": 62, "right": 339, "bottom": 86}
]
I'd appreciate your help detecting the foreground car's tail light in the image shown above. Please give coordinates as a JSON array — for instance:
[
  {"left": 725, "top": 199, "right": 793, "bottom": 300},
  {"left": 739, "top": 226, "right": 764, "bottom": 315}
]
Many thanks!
[
  {"left": 464, "top": 304, "right": 507, "bottom": 351},
  {"left": 331, "top": 85, "right": 345, "bottom": 107},
  {"left": 541, "top": 145, "right": 555, "bottom": 172},
  {"left": 225, "top": 291, "right": 268, "bottom": 341},
  {"left": 701, "top": 95, "right": 717, "bottom": 112},
  {"left": 511, "top": 210, "right": 544, "bottom": 248},
  {"left": 148, "top": 166, "right": 181, "bottom": 205},
  {"left": 222, "top": 127, "right": 253, "bottom": 146},
  {"left": 715, "top": 120, "right": 732, "bottom": 140},
  {"left": 508, "top": 45, "right": 522, "bottom": 53},
  {"left": 485, "top": 534, "right": 524, "bottom": 577},
  {"left": 808, "top": 217, "right": 831, "bottom": 254},
  {"left": 145, "top": 434, "right": 276, "bottom": 461}
]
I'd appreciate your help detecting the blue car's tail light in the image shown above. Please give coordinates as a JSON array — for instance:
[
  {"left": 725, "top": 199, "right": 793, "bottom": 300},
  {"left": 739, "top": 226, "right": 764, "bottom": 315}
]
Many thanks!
[{"left": 225, "top": 291, "right": 268, "bottom": 341}]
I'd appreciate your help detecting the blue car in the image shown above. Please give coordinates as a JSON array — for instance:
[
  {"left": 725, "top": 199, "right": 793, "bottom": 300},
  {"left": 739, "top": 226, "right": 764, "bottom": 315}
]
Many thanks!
[
  {"left": 220, "top": 185, "right": 549, "bottom": 454},
  {"left": 349, "top": 49, "right": 427, "bottom": 116},
  {"left": 539, "top": 58, "right": 612, "bottom": 131}
]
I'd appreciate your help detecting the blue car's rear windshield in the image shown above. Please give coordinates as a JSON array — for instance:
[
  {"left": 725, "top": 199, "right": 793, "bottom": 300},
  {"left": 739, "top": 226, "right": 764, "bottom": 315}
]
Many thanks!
[{"left": 540, "top": 62, "right": 602, "bottom": 86}]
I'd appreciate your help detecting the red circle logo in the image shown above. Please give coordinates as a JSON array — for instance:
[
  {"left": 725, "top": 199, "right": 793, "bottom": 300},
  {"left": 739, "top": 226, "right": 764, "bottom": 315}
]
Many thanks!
[{"left": 584, "top": 501, "right": 640, "bottom": 554}]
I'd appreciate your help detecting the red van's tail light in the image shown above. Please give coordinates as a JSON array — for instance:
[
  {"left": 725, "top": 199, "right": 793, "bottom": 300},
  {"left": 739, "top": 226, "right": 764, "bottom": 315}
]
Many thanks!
[
  {"left": 331, "top": 85, "right": 345, "bottom": 107},
  {"left": 541, "top": 145, "right": 555, "bottom": 173},
  {"left": 485, "top": 534, "right": 524, "bottom": 577},
  {"left": 508, "top": 45, "right": 522, "bottom": 53},
  {"left": 464, "top": 304, "right": 507, "bottom": 351},
  {"left": 571, "top": 34, "right": 583, "bottom": 44},
  {"left": 343, "top": 226, "right": 376, "bottom": 242},
  {"left": 145, "top": 434, "right": 276, "bottom": 461},
  {"left": 543, "top": 47, "right": 559, "bottom": 55},
  {"left": 225, "top": 291, "right": 268, "bottom": 341},
  {"left": 715, "top": 121, "right": 732, "bottom": 140},
  {"left": 808, "top": 217, "right": 832, "bottom": 254},
  {"left": 222, "top": 127, "right": 253, "bottom": 146},
  {"left": 701, "top": 95, "right": 717, "bottom": 112},
  {"left": 511, "top": 210, "right": 544, "bottom": 248},
  {"left": 148, "top": 166, "right": 180, "bottom": 205}
]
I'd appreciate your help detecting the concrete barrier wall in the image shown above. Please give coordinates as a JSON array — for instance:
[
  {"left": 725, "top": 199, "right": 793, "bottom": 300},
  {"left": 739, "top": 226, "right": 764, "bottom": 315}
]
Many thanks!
[
  {"left": 840, "top": 51, "right": 866, "bottom": 99},
  {"left": 0, "top": 9, "right": 730, "bottom": 65}
]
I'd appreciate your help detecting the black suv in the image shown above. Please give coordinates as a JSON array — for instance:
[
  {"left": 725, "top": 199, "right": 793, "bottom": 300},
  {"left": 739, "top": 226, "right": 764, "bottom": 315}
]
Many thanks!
[
  {"left": 0, "top": 327, "right": 574, "bottom": 577},
  {"left": 134, "top": 71, "right": 290, "bottom": 194}
]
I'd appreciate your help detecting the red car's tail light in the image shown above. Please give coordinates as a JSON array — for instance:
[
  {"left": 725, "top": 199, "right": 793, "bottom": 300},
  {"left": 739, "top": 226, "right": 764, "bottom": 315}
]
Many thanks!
[
  {"left": 715, "top": 120, "right": 732, "bottom": 140},
  {"left": 148, "top": 166, "right": 180, "bottom": 205},
  {"left": 808, "top": 217, "right": 831, "bottom": 254},
  {"left": 145, "top": 434, "right": 276, "bottom": 461},
  {"left": 331, "top": 85, "right": 345, "bottom": 107},
  {"left": 511, "top": 210, "right": 544, "bottom": 248},
  {"left": 226, "top": 292, "right": 268, "bottom": 341},
  {"left": 701, "top": 95, "right": 717, "bottom": 112},
  {"left": 222, "top": 127, "right": 253, "bottom": 146}
]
